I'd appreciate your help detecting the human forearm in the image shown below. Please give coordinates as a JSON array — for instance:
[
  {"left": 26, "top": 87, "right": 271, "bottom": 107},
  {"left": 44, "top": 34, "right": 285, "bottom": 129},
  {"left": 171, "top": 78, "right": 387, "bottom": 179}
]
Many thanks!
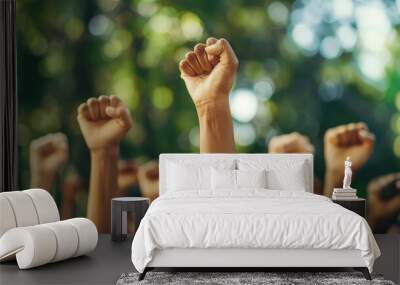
[
  {"left": 196, "top": 97, "right": 235, "bottom": 153},
  {"left": 30, "top": 172, "right": 56, "bottom": 193},
  {"left": 87, "top": 147, "right": 118, "bottom": 233},
  {"left": 61, "top": 197, "right": 74, "bottom": 219},
  {"left": 323, "top": 169, "right": 343, "bottom": 197},
  {"left": 76, "top": 96, "right": 132, "bottom": 231}
]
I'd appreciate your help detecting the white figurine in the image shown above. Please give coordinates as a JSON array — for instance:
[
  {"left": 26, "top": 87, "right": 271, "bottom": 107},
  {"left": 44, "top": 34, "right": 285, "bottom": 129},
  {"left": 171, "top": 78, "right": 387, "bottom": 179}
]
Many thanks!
[{"left": 343, "top": 156, "right": 353, "bottom": 189}]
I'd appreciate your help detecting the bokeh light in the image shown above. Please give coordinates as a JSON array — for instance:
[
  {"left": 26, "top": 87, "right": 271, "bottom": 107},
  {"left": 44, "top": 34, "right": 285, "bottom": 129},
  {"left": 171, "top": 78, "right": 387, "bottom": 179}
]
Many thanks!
[
  {"left": 136, "top": 0, "right": 159, "bottom": 17},
  {"left": 180, "top": 12, "right": 203, "bottom": 41},
  {"left": 234, "top": 123, "right": 256, "bottom": 146},
  {"left": 332, "top": 0, "right": 353, "bottom": 20},
  {"left": 152, "top": 87, "right": 174, "bottom": 110},
  {"left": 254, "top": 78, "right": 275, "bottom": 101},
  {"left": 64, "top": 18, "right": 84, "bottom": 41},
  {"left": 291, "top": 23, "right": 317, "bottom": 52},
  {"left": 288, "top": 0, "right": 398, "bottom": 85},
  {"left": 319, "top": 81, "right": 343, "bottom": 102},
  {"left": 89, "top": 15, "right": 112, "bottom": 36},
  {"left": 320, "top": 36, "right": 342, "bottom": 59},
  {"left": 358, "top": 52, "right": 388, "bottom": 81},
  {"left": 336, "top": 25, "right": 357, "bottom": 51},
  {"left": 149, "top": 13, "right": 173, "bottom": 34},
  {"left": 267, "top": 1, "right": 289, "bottom": 25},
  {"left": 188, "top": 126, "right": 200, "bottom": 148},
  {"left": 230, "top": 89, "right": 259, "bottom": 123}
]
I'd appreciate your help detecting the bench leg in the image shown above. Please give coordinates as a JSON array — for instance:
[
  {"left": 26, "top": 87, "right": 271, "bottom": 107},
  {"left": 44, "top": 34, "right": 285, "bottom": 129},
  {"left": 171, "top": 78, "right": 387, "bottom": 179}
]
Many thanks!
[
  {"left": 138, "top": 268, "right": 149, "bottom": 281},
  {"left": 354, "top": 267, "right": 371, "bottom": 280}
]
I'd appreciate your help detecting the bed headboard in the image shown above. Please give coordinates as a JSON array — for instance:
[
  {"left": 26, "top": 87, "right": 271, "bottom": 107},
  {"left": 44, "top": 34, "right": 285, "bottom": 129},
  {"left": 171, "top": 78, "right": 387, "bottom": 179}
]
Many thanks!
[{"left": 159, "top": 153, "right": 314, "bottom": 195}]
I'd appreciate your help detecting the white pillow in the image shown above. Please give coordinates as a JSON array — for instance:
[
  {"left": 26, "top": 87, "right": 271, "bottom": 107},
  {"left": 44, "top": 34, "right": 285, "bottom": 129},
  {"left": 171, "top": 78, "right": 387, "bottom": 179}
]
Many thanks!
[
  {"left": 167, "top": 160, "right": 235, "bottom": 191},
  {"left": 211, "top": 168, "right": 236, "bottom": 190},
  {"left": 236, "top": 169, "right": 267, "bottom": 189},
  {"left": 167, "top": 163, "right": 209, "bottom": 191},
  {"left": 238, "top": 159, "right": 308, "bottom": 191},
  {"left": 266, "top": 163, "right": 307, "bottom": 191},
  {"left": 211, "top": 169, "right": 267, "bottom": 190}
]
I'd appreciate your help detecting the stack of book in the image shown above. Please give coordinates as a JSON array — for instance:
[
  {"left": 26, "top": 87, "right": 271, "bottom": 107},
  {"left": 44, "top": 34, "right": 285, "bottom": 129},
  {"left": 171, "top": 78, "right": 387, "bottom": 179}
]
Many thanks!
[{"left": 332, "top": 188, "right": 358, "bottom": 200}]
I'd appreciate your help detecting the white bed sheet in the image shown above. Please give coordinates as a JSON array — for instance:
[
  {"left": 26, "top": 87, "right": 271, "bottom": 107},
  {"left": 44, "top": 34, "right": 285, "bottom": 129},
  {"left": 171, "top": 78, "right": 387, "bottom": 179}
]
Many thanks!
[{"left": 131, "top": 190, "right": 380, "bottom": 273}]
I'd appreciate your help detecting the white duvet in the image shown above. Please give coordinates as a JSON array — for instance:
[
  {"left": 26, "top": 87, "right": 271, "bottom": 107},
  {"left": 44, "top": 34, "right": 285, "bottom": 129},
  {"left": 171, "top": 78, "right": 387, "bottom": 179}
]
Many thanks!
[{"left": 131, "top": 190, "right": 380, "bottom": 273}]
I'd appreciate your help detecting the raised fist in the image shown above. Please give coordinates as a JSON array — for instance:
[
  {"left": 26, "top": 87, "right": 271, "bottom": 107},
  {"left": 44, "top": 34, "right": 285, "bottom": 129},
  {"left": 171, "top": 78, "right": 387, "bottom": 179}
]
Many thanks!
[
  {"left": 179, "top": 37, "right": 238, "bottom": 106},
  {"left": 77, "top": 95, "right": 132, "bottom": 150},
  {"left": 30, "top": 133, "right": 68, "bottom": 189},
  {"left": 324, "top": 122, "right": 374, "bottom": 173},
  {"left": 368, "top": 173, "right": 400, "bottom": 233},
  {"left": 116, "top": 159, "right": 139, "bottom": 197},
  {"left": 268, "top": 132, "right": 315, "bottom": 154},
  {"left": 138, "top": 161, "right": 159, "bottom": 202}
]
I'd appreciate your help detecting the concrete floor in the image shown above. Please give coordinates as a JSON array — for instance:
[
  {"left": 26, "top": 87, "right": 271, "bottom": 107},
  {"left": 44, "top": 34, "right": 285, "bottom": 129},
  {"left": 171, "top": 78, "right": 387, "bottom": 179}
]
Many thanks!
[{"left": 0, "top": 234, "right": 398, "bottom": 285}]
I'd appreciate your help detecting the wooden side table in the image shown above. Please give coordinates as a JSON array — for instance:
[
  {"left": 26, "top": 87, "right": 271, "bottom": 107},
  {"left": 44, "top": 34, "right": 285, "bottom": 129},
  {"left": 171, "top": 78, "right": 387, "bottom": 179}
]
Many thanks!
[
  {"left": 332, "top": 198, "right": 366, "bottom": 218},
  {"left": 111, "top": 197, "right": 149, "bottom": 242}
]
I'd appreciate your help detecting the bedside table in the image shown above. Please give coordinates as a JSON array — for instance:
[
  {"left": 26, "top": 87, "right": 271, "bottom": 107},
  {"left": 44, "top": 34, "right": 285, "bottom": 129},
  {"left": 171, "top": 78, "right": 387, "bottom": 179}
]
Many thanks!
[
  {"left": 111, "top": 197, "right": 149, "bottom": 242},
  {"left": 332, "top": 198, "right": 366, "bottom": 218}
]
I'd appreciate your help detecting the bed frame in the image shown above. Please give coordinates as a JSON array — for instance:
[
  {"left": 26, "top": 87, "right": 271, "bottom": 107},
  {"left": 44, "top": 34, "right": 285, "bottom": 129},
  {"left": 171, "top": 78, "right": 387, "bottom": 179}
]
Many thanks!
[
  {"left": 140, "top": 248, "right": 370, "bottom": 280},
  {"left": 138, "top": 154, "right": 372, "bottom": 281}
]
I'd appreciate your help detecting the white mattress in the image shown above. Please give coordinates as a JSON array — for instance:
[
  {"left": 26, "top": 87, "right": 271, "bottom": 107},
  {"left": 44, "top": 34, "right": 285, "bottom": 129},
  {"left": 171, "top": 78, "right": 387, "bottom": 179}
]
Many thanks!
[{"left": 131, "top": 190, "right": 380, "bottom": 273}]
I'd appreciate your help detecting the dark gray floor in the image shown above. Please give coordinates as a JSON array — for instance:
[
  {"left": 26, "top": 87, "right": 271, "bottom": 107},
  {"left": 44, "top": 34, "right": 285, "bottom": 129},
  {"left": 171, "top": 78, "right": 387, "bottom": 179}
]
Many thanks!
[
  {"left": 374, "top": 234, "right": 400, "bottom": 284},
  {"left": 0, "top": 234, "right": 398, "bottom": 285},
  {"left": 0, "top": 235, "right": 134, "bottom": 285}
]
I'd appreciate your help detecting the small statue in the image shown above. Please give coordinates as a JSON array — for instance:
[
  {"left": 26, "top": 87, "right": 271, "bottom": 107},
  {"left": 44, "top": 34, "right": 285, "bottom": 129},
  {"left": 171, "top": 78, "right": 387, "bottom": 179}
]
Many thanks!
[{"left": 343, "top": 156, "right": 353, "bottom": 189}]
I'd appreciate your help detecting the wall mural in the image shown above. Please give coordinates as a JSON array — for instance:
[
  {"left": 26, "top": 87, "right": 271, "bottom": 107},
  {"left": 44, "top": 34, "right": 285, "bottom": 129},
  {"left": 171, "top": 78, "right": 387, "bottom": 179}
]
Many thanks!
[{"left": 17, "top": 0, "right": 400, "bottom": 233}]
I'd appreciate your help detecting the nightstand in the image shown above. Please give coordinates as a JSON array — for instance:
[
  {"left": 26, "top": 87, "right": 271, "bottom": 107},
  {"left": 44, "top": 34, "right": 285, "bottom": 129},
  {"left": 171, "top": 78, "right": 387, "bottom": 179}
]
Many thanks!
[
  {"left": 332, "top": 198, "right": 366, "bottom": 218},
  {"left": 111, "top": 197, "right": 149, "bottom": 242}
]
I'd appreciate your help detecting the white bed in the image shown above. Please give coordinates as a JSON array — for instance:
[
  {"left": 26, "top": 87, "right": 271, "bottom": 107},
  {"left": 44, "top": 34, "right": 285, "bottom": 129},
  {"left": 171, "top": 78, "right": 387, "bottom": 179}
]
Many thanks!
[{"left": 131, "top": 154, "right": 380, "bottom": 280}]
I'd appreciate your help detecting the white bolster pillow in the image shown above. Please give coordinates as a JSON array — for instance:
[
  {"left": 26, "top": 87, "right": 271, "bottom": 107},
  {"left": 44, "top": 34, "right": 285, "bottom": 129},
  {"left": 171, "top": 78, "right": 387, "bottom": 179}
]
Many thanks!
[
  {"left": 0, "top": 218, "right": 98, "bottom": 269},
  {"left": 65, "top": 218, "right": 98, "bottom": 257},
  {"left": 0, "top": 196, "right": 17, "bottom": 237},
  {"left": 23, "top": 189, "right": 60, "bottom": 224},
  {"left": 42, "top": 221, "right": 79, "bottom": 262},
  {"left": 0, "top": 226, "right": 57, "bottom": 268},
  {"left": 0, "top": 191, "right": 39, "bottom": 227},
  {"left": 0, "top": 189, "right": 60, "bottom": 238}
]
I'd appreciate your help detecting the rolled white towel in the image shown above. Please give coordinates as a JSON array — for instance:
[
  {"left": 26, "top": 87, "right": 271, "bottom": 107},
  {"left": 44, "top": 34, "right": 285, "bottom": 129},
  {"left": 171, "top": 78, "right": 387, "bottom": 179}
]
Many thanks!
[
  {"left": 0, "top": 191, "right": 39, "bottom": 227},
  {"left": 0, "top": 218, "right": 98, "bottom": 269},
  {"left": 23, "top": 189, "right": 60, "bottom": 224},
  {"left": 0, "top": 196, "right": 17, "bottom": 237}
]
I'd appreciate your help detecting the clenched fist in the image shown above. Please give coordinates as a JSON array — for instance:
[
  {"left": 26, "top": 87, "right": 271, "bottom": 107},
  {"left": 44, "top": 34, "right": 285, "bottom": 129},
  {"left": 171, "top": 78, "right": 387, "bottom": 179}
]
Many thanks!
[
  {"left": 30, "top": 133, "right": 68, "bottom": 191},
  {"left": 179, "top": 37, "right": 238, "bottom": 106},
  {"left": 269, "top": 132, "right": 315, "bottom": 154},
  {"left": 77, "top": 95, "right": 132, "bottom": 150},
  {"left": 324, "top": 122, "right": 374, "bottom": 173},
  {"left": 368, "top": 173, "right": 400, "bottom": 233}
]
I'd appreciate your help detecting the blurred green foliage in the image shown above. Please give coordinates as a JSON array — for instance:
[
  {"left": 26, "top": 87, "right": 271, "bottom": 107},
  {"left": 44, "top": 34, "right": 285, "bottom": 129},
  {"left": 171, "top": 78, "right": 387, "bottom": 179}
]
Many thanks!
[{"left": 17, "top": 0, "right": 400, "bottom": 212}]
